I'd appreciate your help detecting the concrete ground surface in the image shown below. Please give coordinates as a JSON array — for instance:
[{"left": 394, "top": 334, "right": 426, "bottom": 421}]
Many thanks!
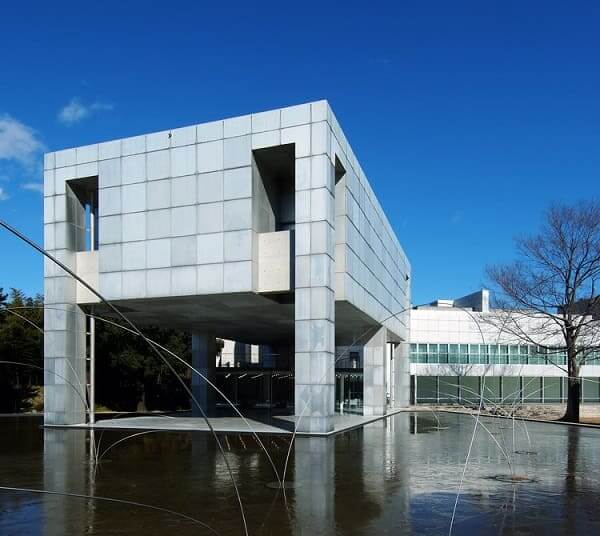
[{"left": 52, "top": 408, "right": 408, "bottom": 436}]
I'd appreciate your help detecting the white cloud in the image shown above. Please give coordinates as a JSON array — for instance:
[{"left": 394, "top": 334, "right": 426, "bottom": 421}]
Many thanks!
[
  {"left": 0, "top": 115, "right": 45, "bottom": 167},
  {"left": 58, "top": 98, "right": 114, "bottom": 125},
  {"left": 22, "top": 182, "right": 44, "bottom": 194},
  {"left": 58, "top": 98, "right": 89, "bottom": 124},
  {"left": 0, "top": 186, "right": 8, "bottom": 200}
]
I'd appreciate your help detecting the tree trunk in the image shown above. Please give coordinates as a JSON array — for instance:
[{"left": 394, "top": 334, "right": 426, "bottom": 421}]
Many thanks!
[
  {"left": 562, "top": 351, "right": 581, "bottom": 423},
  {"left": 136, "top": 389, "right": 147, "bottom": 413}
]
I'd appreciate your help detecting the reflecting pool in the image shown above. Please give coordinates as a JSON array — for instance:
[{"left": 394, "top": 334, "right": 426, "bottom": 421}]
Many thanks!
[{"left": 1, "top": 412, "right": 600, "bottom": 535}]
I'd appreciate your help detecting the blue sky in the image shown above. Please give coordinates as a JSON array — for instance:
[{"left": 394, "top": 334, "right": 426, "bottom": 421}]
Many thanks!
[{"left": 1, "top": 1, "right": 599, "bottom": 304}]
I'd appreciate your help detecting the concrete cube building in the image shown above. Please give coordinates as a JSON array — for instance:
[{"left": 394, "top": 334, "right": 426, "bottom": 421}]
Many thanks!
[{"left": 43, "top": 101, "right": 411, "bottom": 432}]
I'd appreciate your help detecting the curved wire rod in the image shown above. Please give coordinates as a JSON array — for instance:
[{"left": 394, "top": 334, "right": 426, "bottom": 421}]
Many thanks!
[
  {"left": 0, "top": 360, "right": 90, "bottom": 418},
  {"left": 281, "top": 302, "right": 423, "bottom": 489},
  {"left": 0, "top": 310, "right": 224, "bottom": 472},
  {"left": 0, "top": 220, "right": 248, "bottom": 536},
  {"left": 0, "top": 485, "right": 220, "bottom": 535},
  {"left": 0, "top": 307, "right": 43, "bottom": 332},
  {"left": 46, "top": 313, "right": 288, "bottom": 511},
  {"left": 0, "top": 307, "right": 90, "bottom": 414},
  {"left": 257, "top": 477, "right": 286, "bottom": 536},
  {"left": 434, "top": 390, "right": 515, "bottom": 472},
  {"left": 438, "top": 376, "right": 584, "bottom": 453},
  {"left": 95, "top": 316, "right": 283, "bottom": 487},
  {"left": 439, "top": 385, "right": 544, "bottom": 472},
  {"left": 282, "top": 302, "right": 496, "bottom": 491},
  {"left": 448, "top": 310, "right": 514, "bottom": 536},
  {"left": 4, "top": 303, "right": 283, "bottom": 488},
  {"left": 0, "top": 357, "right": 100, "bottom": 464},
  {"left": 448, "top": 380, "right": 486, "bottom": 535},
  {"left": 96, "top": 430, "right": 162, "bottom": 464},
  {"left": 437, "top": 377, "right": 534, "bottom": 444},
  {"left": 91, "top": 414, "right": 183, "bottom": 472}
]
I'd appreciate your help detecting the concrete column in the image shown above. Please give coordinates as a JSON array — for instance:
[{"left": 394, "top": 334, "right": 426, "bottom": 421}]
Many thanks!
[
  {"left": 387, "top": 343, "right": 394, "bottom": 407},
  {"left": 363, "top": 326, "right": 387, "bottom": 416},
  {"left": 44, "top": 183, "right": 87, "bottom": 425},
  {"left": 294, "top": 153, "right": 336, "bottom": 433},
  {"left": 44, "top": 301, "right": 87, "bottom": 425},
  {"left": 191, "top": 333, "right": 216, "bottom": 417},
  {"left": 393, "top": 342, "right": 411, "bottom": 408}
]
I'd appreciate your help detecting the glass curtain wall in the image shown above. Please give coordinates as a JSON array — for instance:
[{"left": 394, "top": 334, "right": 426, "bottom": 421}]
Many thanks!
[
  {"left": 414, "top": 376, "right": 600, "bottom": 405},
  {"left": 408, "top": 343, "right": 598, "bottom": 365}
]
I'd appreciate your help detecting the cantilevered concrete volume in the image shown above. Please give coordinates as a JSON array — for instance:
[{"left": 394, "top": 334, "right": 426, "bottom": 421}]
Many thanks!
[{"left": 43, "top": 101, "right": 411, "bottom": 434}]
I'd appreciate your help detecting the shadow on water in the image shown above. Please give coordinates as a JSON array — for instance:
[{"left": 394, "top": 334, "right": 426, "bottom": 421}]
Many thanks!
[{"left": 1, "top": 412, "right": 600, "bottom": 535}]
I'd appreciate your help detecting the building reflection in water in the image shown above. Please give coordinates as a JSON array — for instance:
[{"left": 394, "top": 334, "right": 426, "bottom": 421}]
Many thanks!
[
  {"left": 357, "top": 418, "right": 411, "bottom": 533},
  {"left": 43, "top": 428, "right": 89, "bottom": 536},
  {"left": 290, "top": 417, "right": 413, "bottom": 535},
  {"left": 293, "top": 436, "right": 335, "bottom": 535},
  {"left": 13, "top": 413, "right": 600, "bottom": 535}
]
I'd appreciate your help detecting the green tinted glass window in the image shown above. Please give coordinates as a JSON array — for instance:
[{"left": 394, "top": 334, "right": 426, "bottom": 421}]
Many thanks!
[
  {"left": 428, "top": 344, "right": 438, "bottom": 363},
  {"left": 543, "top": 377, "right": 562, "bottom": 403},
  {"left": 531, "top": 346, "right": 545, "bottom": 364},
  {"left": 416, "top": 376, "right": 438, "bottom": 403},
  {"left": 479, "top": 345, "right": 489, "bottom": 364},
  {"left": 523, "top": 377, "right": 542, "bottom": 403},
  {"left": 548, "top": 350, "right": 566, "bottom": 365},
  {"left": 502, "top": 377, "right": 521, "bottom": 403},
  {"left": 484, "top": 377, "right": 502, "bottom": 403},
  {"left": 460, "top": 377, "right": 480, "bottom": 404},
  {"left": 489, "top": 345, "right": 500, "bottom": 364},
  {"left": 438, "top": 376, "right": 459, "bottom": 403},
  {"left": 582, "top": 377, "right": 600, "bottom": 402},
  {"left": 438, "top": 344, "right": 448, "bottom": 363}
]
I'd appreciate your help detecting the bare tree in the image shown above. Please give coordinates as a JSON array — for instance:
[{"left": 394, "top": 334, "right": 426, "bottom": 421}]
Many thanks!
[{"left": 487, "top": 200, "right": 600, "bottom": 423}]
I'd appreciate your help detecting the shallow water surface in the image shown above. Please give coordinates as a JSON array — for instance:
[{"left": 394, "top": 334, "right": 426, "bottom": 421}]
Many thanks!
[{"left": 1, "top": 412, "right": 599, "bottom": 535}]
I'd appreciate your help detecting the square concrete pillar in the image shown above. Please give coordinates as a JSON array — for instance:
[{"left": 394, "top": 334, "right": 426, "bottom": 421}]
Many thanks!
[
  {"left": 44, "top": 181, "right": 88, "bottom": 425},
  {"left": 363, "top": 326, "right": 387, "bottom": 416},
  {"left": 294, "top": 155, "right": 336, "bottom": 433},
  {"left": 44, "top": 286, "right": 87, "bottom": 425},
  {"left": 191, "top": 333, "right": 216, "bottom": 417}
]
